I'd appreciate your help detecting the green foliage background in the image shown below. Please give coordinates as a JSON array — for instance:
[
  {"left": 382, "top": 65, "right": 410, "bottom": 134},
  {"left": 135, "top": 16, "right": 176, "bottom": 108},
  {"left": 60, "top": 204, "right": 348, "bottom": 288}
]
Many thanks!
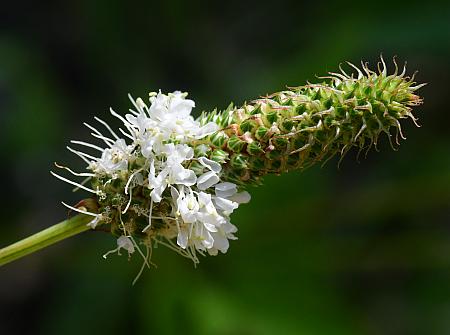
[{"left": 1, "top": 1, "right": 449, "bottom": 334}]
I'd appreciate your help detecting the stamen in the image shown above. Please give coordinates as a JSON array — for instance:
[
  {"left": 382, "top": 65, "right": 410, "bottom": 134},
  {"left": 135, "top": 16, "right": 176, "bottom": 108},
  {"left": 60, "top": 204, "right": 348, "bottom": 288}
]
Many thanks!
[
  {"left": 361, "top": 61, "right": 371, "bottom": 77},
  {"left": 142, "top": 199, "right": 154, "bottom": 232},
  {"left": 132, "top": 244, "right": 150, "bottom": 286},
  {"left": 339, "top": 63, "right": 351, "bottom": 78},
  {"left": 346, "top": 61, "right": 364, "bottom": 79},
  {"left": 380, "top": 54, "right": 387, "bottom": 76},
  {"left": 84, "top": 122, "right": 115, "bottom": 146},
  {"left": 393, "top": 55, "right": 398, "bottom": 75},
  {"left": 83, "top": 122, "right": 102, "bottom": 135},
  {"left": 154, "top": 238, "right": 190, "bottom": 258},
  {"left": 94, "top": 116, "right": 120, "bottom": 139},
  {"left": 119, "top": 128, "right": 135, "bottom": 140},
  {"left": 66, "top": 147, "right": 91, "bottom": 164},
  {"left": 72, "top": 176, "right": 92, "bottom": 192},
  {"left": 328, "top": 72, "right": 348, "bottom": 81},
  {"left": 407, "top": 112, "right": 421, "bottom": 127},
  {"left": 110, "top": 108, "right": 131, "bottom": 128},
  {"left": 409, "top": 83, "right": 427, "bottom": 91},
  {"left": 61, "top": 201, "right": 98, "bottom": 217},
  {"left": 54, "top": 162, "right": 95, "bottom": 177},
  {"left": 338, "top": 145, "right": 350, "bottom": 169},
  {"left": 399, "top": 62, "right": 407, "bottom": 77},
  {"left": 119, "top": 211, "right": 150, "bottom": 267},
  {"left": 128, "top": 108, "right": 140, "bottom": 116},
  {"left": 90, "top": 133, "right": 115, "bottom": 146},
  {"left": 320, "top": 150, "right": 338, "bottom": 168},
  {"left": 151, "top": 216, "right": 177, "bottom": 220},
  {"left": 51, "top": 171, "right": 98, "bottom": 194},
  {"left": 67, "top": 146, "right": 98, "bottom": 161},
  {"left": 354, "top": 124, "right": 367, "bottom": 141},
  {"left": 334, "top": 126, "right": 341, "bottom": 140},
  {"left": 103, "top": 247, "right": 119, "bottom": 259},
  {"left": 125, "top": 169, "right": 143, "bottom": 195},
  {"left": 128, "top": 94, "right": 143, "bottom": 115},
  {"left": 290, "top": 143, "right": 310, "bottom": 155},
  {"left": 129, "top": 235, "right": 150, "bottom": 267},
  {"left": 122, "top": 185, "right": 133, "bottom": 214},
  {"left": 70, "top": 140, "right": 104, "bottom": 152}
]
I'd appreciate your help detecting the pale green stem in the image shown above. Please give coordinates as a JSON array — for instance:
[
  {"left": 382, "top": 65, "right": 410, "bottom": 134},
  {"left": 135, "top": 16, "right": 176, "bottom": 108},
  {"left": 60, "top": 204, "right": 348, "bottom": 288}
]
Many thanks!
[{"left": 0, "top": 214, "right": 92, "bottom": 266}]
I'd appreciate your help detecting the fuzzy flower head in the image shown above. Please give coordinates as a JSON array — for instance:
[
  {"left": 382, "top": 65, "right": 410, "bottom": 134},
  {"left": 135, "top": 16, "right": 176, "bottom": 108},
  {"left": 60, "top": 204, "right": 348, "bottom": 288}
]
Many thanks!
[{"left": 53, "top": 91, "right": 250, "bottom": 265}]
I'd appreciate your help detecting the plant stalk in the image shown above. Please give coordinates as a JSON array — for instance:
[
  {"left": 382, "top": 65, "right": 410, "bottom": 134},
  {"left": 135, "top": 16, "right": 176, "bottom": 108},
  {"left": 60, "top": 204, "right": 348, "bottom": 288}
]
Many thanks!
[{"left": 0, "top": 214, "right": 92, "bottom": 266}]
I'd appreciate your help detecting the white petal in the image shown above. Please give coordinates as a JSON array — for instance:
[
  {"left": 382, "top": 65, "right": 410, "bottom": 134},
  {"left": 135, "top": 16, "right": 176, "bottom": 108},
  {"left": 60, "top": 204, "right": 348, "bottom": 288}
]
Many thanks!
[
  {"left": 215, "top": 182, "right": 237, "bottom": 198},
  {"left": 202, "top": 230, "right": 215, "bottom": 249},
  {"left": 198, "top": 157, "right": 222, "bottom": 173},
  {"left": 170, "top": 186, "right": 180, "bottom": 203},
  {"left": 197, "top": 171, "right": 219, "bottom": 190},
  {"left": 229, "top": 191, "right": 251, "bottom": 204},
  {"left": 88, "top": 216, "right": 100, "bottom": 229},
  {"left": 175, "top": 144, "right": 194, "bottom": 161},
  {"left": 117, "top": 236, "right": 135, "bottom": 254},
  {"left": 141, "top": 138, "right": 156, "bottom": 158},
  {"left": 150, "top": 189, "right": 163, "bottom": 202},
  {"left": 213, "top": 235, "right": 229, "bottom": 253},
  {"left": 214, "top": 197, "right": 238, "bottom": 215},
  {"left": 177, "top": 228, "right": 189, "bottom": 249},
  {"left": 196, "top": 122, "right": 219, "bottom": 138},
  {"left": 176, "top": 169, "right": 197, "bottom": 186}
]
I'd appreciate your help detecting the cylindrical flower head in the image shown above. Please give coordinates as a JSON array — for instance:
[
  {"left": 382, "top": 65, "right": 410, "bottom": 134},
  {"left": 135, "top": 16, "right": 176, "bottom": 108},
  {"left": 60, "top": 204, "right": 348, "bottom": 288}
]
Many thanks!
[
  {"left": 197, "top": 59, "right": 424, "bottom": 186},
  {"left": 53, "top": 58, "right": 424, "bottom": 265}
]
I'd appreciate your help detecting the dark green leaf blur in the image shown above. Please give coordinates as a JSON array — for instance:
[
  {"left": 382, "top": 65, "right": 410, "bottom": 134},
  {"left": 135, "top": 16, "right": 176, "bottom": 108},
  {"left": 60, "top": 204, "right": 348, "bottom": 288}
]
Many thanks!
[{"left": 1, "top": 1, "right": 449, "bottom": 334}]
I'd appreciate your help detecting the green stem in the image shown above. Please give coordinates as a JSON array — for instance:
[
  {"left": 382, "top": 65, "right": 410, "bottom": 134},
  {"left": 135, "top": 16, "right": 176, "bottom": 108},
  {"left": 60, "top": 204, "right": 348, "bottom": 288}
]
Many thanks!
[{"left": 0, "top": 214, "right": 92, "bottom": 266}]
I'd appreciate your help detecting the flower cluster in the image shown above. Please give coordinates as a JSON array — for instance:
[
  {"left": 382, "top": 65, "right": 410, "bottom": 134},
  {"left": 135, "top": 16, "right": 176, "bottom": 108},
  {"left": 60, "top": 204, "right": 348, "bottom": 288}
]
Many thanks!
[{"left": 53, "top": 91, "right": 250, "bottom": 264}]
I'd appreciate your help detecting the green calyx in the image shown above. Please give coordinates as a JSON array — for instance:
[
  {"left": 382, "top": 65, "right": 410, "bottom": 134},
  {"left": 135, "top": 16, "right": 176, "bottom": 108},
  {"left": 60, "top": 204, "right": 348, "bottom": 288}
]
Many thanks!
[{"left": 198, "top": 59, "right": 425, "bottom": 186}]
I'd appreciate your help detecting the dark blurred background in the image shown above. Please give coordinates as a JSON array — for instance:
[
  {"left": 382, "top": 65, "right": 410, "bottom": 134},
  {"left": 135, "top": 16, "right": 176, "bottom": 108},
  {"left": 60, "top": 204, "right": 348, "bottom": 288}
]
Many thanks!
[{"left": 1, "top": 1, "right": 449, "bottom": 334}]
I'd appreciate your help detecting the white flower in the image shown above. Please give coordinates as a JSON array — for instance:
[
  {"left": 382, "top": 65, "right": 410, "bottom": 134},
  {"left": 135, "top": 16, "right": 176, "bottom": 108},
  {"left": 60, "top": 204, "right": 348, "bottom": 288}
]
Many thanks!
[
  {"left": 197, "top": 171, "right": 220, "bottom": 190},
  {"left": 168, "top": 91, "right": 195, "bottom": 118},
  {"left": 176, "top": 222, "right": 189, "bottom": 249},
  {"left": 215, "top": 182, "right": 251, "bottom": 204},
  {"left": 126, "top": 111, "right": 156, "bottom": 140},
  {"left": 213, "top": 196, "right": 238, "bottom": 215},
  {"left": 197, "top": 192, "right": 224, "bottom": 230},
  {"left": 198, "top": 157, "right": 221, "bottom": 173},
  {"left": 176, "top": 188, "right": 199, "bottom": 224},
  {"left": 103, "top": 235, "right": 135, "bottom": 259},
  {"left": 58, "top": 89, "right": 252, "bottom": 264},
  {"left": 147, "top": 91, "right": 197, "bottom": 139},
  {"left": 195, "top": 122, "right": 219, "bottom": 139},
  {"left": 191, "top": 221, "right": 215, "bottom": 250},
  {"left": 117, "top": 236, "right": 135, "bottom": 255},
  {"left": 208, "top": 220, "right": 238, "bottom": 255},
  {"left": 165, "top": 143, "right": 194, "bottom": 164},
  {"left": 228, "top": 191, "right": 251, "bottom": 204},
  {"left": 95, "top": 139, "right": 134, "bottom": 175},
  {"left": 197, "top": 157, "right": 221, "bottom": 190},
  {"left": 175, "top": 189, "right": 236, "bottom": 253},
  {"left": 148, "top": 144, "right": 197, "bottom": 202},
  {"left": 148, "top": 160, "right": 168, "bottom": 202},
  {"left": 147, "top": 91, "right": 218, "bottom": 141},
  {"left": 140, "top": 134, "right": 158, "bottom": 158},
  {"left": 215, "top": 182, "right": 237, "bottom": 198}
]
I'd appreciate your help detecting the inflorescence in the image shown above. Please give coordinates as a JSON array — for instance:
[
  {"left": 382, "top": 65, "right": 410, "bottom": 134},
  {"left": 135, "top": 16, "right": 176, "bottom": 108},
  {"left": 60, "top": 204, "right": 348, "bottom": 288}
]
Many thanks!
[{"left": 52, "top": 58, "right": 424, "bottom": 269}]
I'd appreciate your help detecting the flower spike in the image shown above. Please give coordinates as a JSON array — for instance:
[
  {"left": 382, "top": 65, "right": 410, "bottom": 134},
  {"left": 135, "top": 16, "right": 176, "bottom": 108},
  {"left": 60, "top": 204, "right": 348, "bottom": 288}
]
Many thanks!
[{"left": 0, "top": 57, "right": 424, "bottom": 270}]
